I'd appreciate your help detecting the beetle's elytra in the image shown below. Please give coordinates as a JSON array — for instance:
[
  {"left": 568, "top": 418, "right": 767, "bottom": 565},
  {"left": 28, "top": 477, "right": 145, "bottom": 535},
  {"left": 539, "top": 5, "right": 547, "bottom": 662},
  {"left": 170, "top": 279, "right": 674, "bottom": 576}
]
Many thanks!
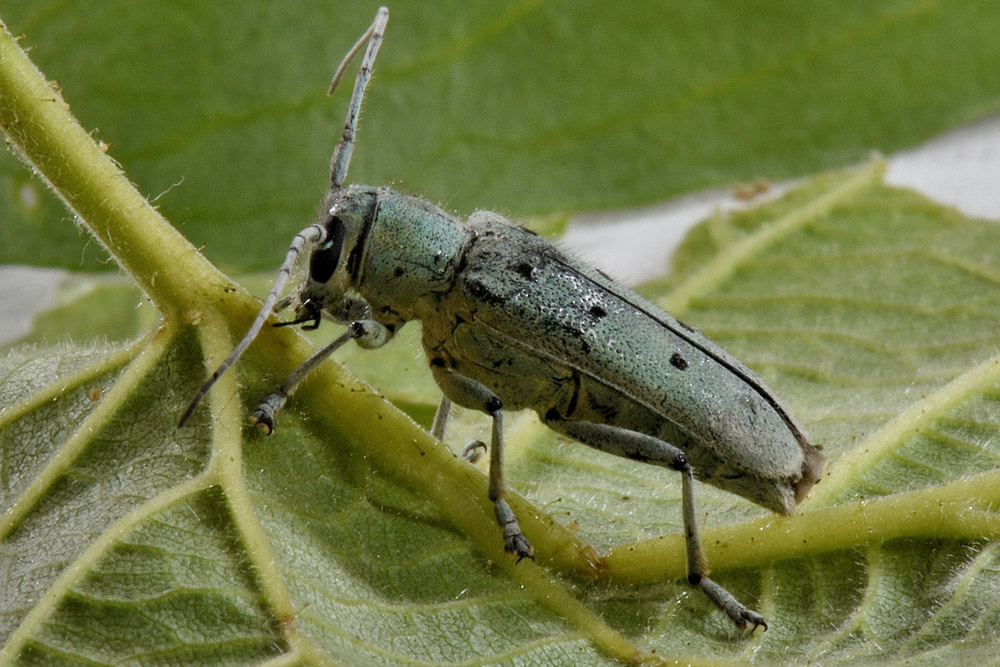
[{"left": 180, "top": 7, "right": 824, "bottom": 631}]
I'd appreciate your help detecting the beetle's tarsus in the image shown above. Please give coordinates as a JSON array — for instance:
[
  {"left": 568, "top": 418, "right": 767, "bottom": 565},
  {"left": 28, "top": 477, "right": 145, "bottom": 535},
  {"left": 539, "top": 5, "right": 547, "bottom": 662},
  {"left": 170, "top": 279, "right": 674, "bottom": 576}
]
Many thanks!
[
  {"left": 509, "top": 536, "right": 535, "bottom": 563},
  {"left": 696, "top": 575, "right": 768, "bottom": 631},
  {"left": 250, "top": 392, "right": 287, "bottom": 435}
]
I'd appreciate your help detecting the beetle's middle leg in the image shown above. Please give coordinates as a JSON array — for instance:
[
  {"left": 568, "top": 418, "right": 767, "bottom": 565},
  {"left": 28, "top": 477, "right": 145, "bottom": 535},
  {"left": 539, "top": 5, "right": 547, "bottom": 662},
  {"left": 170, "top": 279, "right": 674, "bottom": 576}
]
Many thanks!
[
  {"left": 541, "top": 414, "right": 767, "bottom": 631},
  {"left": 429, "top": 361, "right": 533, "bottom": 560},
  {"left": 431, "top": 396, "right": 488, "bottom": 463},
  {"left": 430, "top": 396, "right": 452, "bottom": 440}
]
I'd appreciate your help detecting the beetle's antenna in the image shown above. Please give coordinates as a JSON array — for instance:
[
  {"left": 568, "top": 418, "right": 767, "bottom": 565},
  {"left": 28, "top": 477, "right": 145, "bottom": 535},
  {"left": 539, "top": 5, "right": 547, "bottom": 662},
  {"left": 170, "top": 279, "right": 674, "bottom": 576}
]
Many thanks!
[
  {"left": 178, "top": 8, "right": 389, "bottom": 428},
  {"left": 179, "top": 223, "right": 329, "bottom": 427},
  {"left": 329, "top": 6, "right": 388, "bottom": 191}
]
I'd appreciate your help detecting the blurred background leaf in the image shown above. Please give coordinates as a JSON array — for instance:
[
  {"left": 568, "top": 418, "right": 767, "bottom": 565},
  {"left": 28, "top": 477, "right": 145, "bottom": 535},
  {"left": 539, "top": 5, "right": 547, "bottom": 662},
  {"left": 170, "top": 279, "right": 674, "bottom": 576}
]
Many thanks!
[{"left": 1, "top": 0, "right": 998, "bottom": 273}]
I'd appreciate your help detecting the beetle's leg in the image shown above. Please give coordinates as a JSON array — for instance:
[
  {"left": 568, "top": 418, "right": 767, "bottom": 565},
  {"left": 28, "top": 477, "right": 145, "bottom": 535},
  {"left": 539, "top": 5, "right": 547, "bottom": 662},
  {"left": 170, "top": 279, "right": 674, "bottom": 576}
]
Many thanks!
[
  {"left": 178, "top": 223, "right": 329, "bottom": 428},
  {"left": 251, "top": 319, "right": 392, "bottom": 434},
  {"left": 541, "top": 415, "right": 767, "bottom": 632},
  {"left": 430, "top": 396, "right": 486, "bottom": 462},
  {"left": 460, "top": 440, "right": 487, "bottom": 463},
  {"left": 430, "top": 396, "right": 451, "bottom": 440},
  {"left": 429, "top": 363, "right": 533, "bottom": 560}
]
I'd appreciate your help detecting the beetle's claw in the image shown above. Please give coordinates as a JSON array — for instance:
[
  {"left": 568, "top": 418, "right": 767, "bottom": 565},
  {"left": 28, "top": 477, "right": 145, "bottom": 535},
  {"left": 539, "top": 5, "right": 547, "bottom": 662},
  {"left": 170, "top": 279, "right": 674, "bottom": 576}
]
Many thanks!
[
  {"left": 506, "top": 534, "right": 535, "bottom": 563},
  {"left": 738, "top": 610, "right": 767, "bottom": 632},
  {"left": 461, "top": 440, "right": 487, "bottom": 463}
]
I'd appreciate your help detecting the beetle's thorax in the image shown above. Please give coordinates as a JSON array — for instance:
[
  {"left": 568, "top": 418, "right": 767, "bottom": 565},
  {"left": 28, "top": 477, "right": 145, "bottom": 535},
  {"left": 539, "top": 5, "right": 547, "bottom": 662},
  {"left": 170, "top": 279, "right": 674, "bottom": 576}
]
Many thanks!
[{"left": 302, "top": 185, "right": 470, "bottom": 326}]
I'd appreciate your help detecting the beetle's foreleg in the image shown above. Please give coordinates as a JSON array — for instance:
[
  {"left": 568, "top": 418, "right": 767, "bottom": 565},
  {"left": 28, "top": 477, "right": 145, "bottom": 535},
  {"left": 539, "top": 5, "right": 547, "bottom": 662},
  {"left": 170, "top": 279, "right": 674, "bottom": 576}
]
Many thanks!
[
  {"left": 251, "top": 319, "right": 392, "bottom": 434},
  {"left": 429, "top": 364, "right": 533, "bottom": 560},
  {"left": 178, "top": 223, "right": 329, "bottom": 428},
  {"left": 541, "top": 416, "right": 767, "bottom": 632}
]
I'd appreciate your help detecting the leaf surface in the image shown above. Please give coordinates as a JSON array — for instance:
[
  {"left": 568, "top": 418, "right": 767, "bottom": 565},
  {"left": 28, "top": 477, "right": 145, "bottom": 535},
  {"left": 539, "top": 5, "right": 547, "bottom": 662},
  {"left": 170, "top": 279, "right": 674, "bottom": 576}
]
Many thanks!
[{"left": 6, "top": 161, "right": 1000, "bottom": 663}]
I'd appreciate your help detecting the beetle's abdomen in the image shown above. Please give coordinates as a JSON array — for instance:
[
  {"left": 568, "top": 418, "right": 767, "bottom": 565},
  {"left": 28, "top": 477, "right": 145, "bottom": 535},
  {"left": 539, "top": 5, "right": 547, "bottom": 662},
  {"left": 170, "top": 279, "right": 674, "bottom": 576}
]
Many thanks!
[{"left": 434, "top": 211, "right": 824, "bottom": 513}]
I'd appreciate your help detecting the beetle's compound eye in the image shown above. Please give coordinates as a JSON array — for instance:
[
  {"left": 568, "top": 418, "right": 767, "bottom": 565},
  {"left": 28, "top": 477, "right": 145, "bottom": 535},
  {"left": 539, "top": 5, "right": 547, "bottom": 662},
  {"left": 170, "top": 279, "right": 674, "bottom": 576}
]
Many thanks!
[{"left": 309, "top": 216, "right": 345, "bottom": 283}]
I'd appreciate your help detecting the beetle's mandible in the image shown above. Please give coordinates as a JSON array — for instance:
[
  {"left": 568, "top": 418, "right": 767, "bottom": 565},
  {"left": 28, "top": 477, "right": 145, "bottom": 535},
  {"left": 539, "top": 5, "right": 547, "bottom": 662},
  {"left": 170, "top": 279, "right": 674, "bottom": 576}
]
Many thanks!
[{"left": 179, "top": 7, "right": 825, "bottom": 631}]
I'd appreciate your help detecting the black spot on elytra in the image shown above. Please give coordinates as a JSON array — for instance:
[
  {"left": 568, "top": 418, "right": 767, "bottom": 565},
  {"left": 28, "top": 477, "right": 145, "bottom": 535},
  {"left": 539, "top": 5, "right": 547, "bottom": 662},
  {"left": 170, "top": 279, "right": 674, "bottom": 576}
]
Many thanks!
[
  {"left": 393, "top": 267, "right": 404, "bottom": 278},
  {"left": 514, "top": 262, "right": 536, "bottom": 280},
  {"left": 589, "top": 304, "right": 607, "bottom": 318},
  {"left": 670, "top": 352, "right": 689, "bottom": 370}
]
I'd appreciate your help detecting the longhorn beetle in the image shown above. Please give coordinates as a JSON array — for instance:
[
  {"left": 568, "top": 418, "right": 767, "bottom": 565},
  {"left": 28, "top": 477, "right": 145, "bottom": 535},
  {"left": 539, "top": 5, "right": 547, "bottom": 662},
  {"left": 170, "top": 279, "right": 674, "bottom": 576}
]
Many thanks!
[{"left": 179, "top": 7, "right": 825, "bottom": 630}]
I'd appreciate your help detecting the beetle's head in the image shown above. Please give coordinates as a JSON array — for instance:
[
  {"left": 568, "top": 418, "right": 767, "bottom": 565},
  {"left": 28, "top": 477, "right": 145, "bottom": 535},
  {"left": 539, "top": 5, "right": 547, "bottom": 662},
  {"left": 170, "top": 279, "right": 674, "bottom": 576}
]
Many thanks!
[{"left": 285, "top": 185, "right": 380, "bottom": 329}]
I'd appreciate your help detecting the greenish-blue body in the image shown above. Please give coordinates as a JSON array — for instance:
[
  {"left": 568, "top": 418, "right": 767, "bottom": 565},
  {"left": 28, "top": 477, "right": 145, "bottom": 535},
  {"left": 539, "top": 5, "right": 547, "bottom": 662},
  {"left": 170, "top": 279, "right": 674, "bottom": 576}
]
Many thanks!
[{"left": 357, "top": 192, "right": 822, "bottom": 514}]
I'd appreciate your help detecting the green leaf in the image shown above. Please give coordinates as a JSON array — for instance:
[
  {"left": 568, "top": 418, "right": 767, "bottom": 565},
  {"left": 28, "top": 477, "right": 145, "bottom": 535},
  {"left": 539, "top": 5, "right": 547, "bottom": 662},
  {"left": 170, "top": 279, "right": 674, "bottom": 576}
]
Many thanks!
[
  {"left": 4, "top": 6, "right": 1000, "bottom": 666},
  {"left": 9, "top": 160, "right": 1000, "bottom": 663},
  {"left": 9, "top": 276, "right": 158, "bottom": 348},
  {"left": 1, "top": 1, "right": 999, "bottom": 272}
]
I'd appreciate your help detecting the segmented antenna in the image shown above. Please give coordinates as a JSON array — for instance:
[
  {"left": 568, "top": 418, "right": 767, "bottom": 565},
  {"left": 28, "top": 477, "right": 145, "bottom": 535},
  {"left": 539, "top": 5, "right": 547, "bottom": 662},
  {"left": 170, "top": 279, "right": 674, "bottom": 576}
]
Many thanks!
[
  {"left": 178, "top": 8, "right": 389, "bottom": 427},
  {"left": 329, "top": 6, "right": 388, "bottom": 191},
  {"left": 178, "top": 223, "right": 328, "bottom": 427}
]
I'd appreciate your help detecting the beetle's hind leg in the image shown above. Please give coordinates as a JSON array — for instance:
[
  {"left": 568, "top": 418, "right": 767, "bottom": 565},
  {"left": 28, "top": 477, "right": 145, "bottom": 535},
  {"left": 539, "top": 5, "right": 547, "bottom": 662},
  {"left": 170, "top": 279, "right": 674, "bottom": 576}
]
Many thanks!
[
  {"left": 541, "top": 415, "right": 767, "bottom": 632},
  {"left": 429, "top": 363, "right": 533, "bottom": 560}
]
